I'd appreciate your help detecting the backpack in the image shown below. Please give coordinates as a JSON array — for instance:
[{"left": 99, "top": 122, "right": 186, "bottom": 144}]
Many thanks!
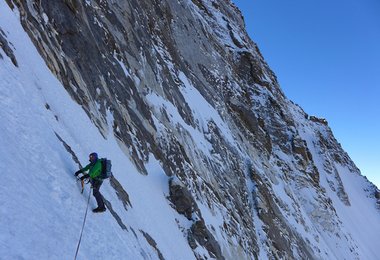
[{"left": 99, "top": 158, "right": 112, "bottom": 179}]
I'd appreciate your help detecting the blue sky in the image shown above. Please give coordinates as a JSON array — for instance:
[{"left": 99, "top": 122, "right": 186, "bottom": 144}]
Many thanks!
[{"left": 233, "top": 0, "right": 380, "bottom": 187}]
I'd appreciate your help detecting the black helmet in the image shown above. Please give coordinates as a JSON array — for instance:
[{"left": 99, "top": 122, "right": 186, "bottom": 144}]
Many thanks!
[{"left": 89, "top": 152, "right": 98, "bottom": 163}]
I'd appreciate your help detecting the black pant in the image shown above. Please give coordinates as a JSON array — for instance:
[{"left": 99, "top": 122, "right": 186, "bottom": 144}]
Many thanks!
[{"left": 92, "top": 179, "right": 104, "bottom": 208}]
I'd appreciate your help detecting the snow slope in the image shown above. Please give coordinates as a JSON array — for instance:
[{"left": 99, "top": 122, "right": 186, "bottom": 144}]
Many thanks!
[
  {"left": 291, "top": 104, "right": 380, "bottom": 259},
  {"left": 0, "top": 3, "right": 195, "bottom": 259}
]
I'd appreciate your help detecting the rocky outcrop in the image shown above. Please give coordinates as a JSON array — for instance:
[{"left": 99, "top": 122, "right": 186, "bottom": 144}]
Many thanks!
[
  {"left": 0, "top": 28, "right": 18, "bottom": 67},
  {"left": 168, "top": 177, "right": 224, "bottom": 259},
  {"left": 169, "top": 178, "right": 198, "bottom": 220},
  {"left": 140, "top": 230, "right": 165, "bottom": 260},
  {"left": 309, "top": 115, "right": 328, "bottom": 126},
  {"left": 188, "top": 220, "right": 224, "bottom": 260}
]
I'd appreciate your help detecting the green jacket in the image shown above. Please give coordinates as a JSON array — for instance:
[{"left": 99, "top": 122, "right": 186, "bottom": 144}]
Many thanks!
[{"left": 81, "top": 160, "right": 102, "bottom": 180}]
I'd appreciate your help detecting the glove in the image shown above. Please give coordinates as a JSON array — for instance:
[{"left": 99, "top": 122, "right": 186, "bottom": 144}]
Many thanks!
[
  {"left": 74, "top": 170, "right": 81, "bottom": 177},
  {"left": 80, "top": 174, "right": 89, "bottom": 180}
]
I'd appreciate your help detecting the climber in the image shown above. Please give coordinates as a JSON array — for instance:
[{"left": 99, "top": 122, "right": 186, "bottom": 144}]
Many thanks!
[{"left": 75, "top": 152, "right": 106, "bottom": 213}]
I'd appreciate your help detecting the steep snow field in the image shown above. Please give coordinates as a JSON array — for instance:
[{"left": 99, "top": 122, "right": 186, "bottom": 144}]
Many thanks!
[
  {"left": 293, "top": 107, "right": 380, "bottom": 260},
  {"left": 0, "top": 3, "right": 194, "bottom": 259}
]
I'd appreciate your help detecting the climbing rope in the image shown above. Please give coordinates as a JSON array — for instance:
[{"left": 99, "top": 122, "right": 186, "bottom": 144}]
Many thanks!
[{"left": 74, "top": 187, "right": 92, "bottom": 260}]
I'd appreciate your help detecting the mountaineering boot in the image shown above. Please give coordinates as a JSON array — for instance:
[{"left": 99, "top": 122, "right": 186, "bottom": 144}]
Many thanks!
[{"left": 92, "top": 207, "right": 106, "bottom": 213}]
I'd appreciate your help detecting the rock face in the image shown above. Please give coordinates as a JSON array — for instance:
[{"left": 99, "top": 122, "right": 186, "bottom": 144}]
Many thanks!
[
  {"left": 3, "top": 0, "right": 379, "bottom": 259},
  {"left": 169, "top": 177, "right": 197, "bottom": 220},
  {"left": 0, "top": 27, "right": 18, "bottom": 66}
]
